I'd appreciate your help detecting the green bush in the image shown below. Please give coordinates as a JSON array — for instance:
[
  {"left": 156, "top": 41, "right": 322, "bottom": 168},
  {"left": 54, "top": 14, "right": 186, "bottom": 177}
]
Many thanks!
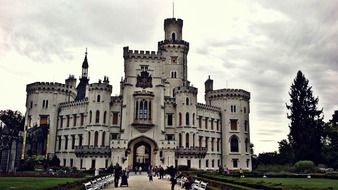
[{"left": 294, "top": 160, "right": 315, "bottom": 173}]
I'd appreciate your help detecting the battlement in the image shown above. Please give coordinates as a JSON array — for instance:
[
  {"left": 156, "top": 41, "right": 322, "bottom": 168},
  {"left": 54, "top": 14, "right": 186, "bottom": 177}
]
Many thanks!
[
  {"left": 164, "top": 18, "right": 183, "bottom": 28},
  {"left": 174, "top": 86, "right": 198, "bottom": 96},
  {"left": 88, "top": 82, "right": 112, "bottom": 92},
  {"left": 123, "top": 46, "right": 164, "bottom": 60},
  {"left": 197, "top": 103, "right": 221, "bottom": 112},
  {"left": 26, "top": 82, "right": 76, "bottom": 95},
  {"left": 59, "top": 97, "right": 89, "bottom": 108},
  {"left": 111, "top": 96, "right": 122, "bottom": 103},
  {"left": 164, "top": 96, "right": 176, "bottom": 104},
  {"left": 207, "top": 88, "right": 250, "bottom": 100},
  {"left": 158, "top": 40, "right": 189, "bottom": 50}
]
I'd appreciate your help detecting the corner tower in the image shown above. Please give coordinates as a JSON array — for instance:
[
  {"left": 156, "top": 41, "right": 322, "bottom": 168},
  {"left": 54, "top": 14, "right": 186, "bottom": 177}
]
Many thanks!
[{"left": 159, "top": 18, "right": 189, "bottom": 97}]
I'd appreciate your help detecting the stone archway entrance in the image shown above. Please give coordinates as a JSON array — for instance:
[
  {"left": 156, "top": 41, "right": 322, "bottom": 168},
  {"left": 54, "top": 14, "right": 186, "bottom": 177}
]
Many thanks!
[{"left": 128, "top": 136, "right": 158, "bottom": 171}]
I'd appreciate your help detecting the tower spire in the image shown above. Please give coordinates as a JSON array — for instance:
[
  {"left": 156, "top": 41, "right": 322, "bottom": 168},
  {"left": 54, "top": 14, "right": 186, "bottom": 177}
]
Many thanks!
[
  {"left": 82, "top": 48, "right": 88, "bottom": 69},
  {"left": 172, "top": 1, "right": 175, "bottom": 18}
]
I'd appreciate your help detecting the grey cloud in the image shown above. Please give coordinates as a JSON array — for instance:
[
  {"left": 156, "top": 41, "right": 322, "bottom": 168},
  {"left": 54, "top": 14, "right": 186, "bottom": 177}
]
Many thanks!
[{"left": 0, "top": 0, "right": 163, "bottom": 62}]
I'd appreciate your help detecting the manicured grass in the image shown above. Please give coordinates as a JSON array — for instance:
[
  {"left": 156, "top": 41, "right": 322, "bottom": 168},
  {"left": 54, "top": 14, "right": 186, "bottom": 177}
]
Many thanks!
[
  {"left": 0, "top": 177, "right": 85, "bottom": 190},
  {"left": 238, "top": 177, "right": 338, "bottom": 189}
]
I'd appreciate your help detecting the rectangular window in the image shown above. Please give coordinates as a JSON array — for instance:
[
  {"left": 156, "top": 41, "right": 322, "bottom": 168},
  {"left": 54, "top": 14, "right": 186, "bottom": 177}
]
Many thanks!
[
  {"left": 63, "top": 159, "right": 66, "bottom": 166},
  {"left": 232, "top": 159, "right": 238, "bottom": 168},
  {"left": 71, "top": 135, "right": 75, "bottom": 149},
  {"left": 211, "top": 119, "right": 214, "bottom": 130},
  {"left": 199, "top": 116, "right": 202, "bottom": 128},
  {"left": 112, "top": 112, "right": 118, "bottom": 125},
  {"left": 211, "top": 138, "right": 214, "bottom": 151},
  {"left": 105, "top": 159, "right": 108, "bottom": 168},
  {"left": 80, "top": 159, "right": 83, "bottom": 169},
  {"left": 206, "top": 159, "right": 209, "bottom": 168},
  {"left": 79, "top": 135, "right": 83, "bottom": 146},
  {"left": 246, "top": 159, "right": 250, "bottom": 168},
  {"left": 217, "top": 139, "right": 220, "bottom": 152},
  {"left": 58, "top": 136, "right": 61, "bottom": 150},
  {"left": 91, "top": 159, "right": 96, "bottom": 169},
  {"left": 205, "top": 117, "right": 208, "bottom": 129},
  {"left": 80, "top": 113, "right": 84, "bottom": 126},
  {"left": 111, "top": 133, "right": 118, "bottom": 140},
  {"left": 244, "top": 120, "right": 248, "bottom": 131},
  {"left": 66, "top": 115, "right": 70, "bottom": 127},
  {"left": 167, "top": 114, "right": 173, "bottom": 126},
  {"left": 212, "top": 160, "right": 214, "bottom": 168},
  {"left": 64, "top": 136, "right": 68, "bottom": 150},
  {"left": 216, "top": 120, "right": 219, "bottom": 131},
  {"left": 73, "top": 114, "right": 77, "bottom": 126},
  {"left": 40, "top": 115, "right": 48, "bottom": 125},
  {"left": 199, "top": 160, "right": 201, "bottom": 169},
  {"left": 166, "top": 134, "right": 174, "bottom": 140},
  {"left": 70, "top": 159, "right": 73, "bottom": 167},
  {"left": 30, "top": 101, "right": 33, "bottom": 109},
  {"left": 230, "top": 119, "right": 238, "bottom": 130},
  {"left": 60, "top": 116, "right": 63, "bottom": 128},
  {"left": 205, "top": 137, "right": 209, "bottom": 149}
]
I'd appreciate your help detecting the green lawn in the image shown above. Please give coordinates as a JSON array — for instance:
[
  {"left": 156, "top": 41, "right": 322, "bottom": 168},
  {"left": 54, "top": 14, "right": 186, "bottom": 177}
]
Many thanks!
[
  {"left": 0, "top": 177, "right": 85, "bottom": 190},
  {"left": 236, "top": 177, "right": 338, "bottom": 189}
]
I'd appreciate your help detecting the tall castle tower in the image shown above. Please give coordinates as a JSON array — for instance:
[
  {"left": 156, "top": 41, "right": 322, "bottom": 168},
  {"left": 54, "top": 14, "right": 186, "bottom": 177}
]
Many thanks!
[{"left": 158, "top": 18, "right": 190, "bottom": 97}]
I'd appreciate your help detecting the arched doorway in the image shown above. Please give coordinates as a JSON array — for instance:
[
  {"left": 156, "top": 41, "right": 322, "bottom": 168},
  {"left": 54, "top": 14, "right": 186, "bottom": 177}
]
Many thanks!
[
  {"left": 127, "top": 136, "right": 158, "bottom": 171},
  {"left": 133, "top": 142, "right": 151, "bottom": 171}
]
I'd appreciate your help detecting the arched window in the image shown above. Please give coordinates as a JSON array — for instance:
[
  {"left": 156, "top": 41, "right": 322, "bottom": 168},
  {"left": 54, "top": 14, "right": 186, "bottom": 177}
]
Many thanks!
[
  {"left": 95, "top": 110, "right": 100, "bottom": 123},
  {"left": 179, "top": 133, "right": 182, "bottom": 147},
  {"left": 186, "top": 97, "right": 189, "bottom": 105},
  {"left": 140, "top": 101, "right": 144, "bottom": 119},
  {"left": 186, "top": 133, "right": 190, "bottom": 148},
  {"left": 103, "top": 111, "right": 107, "bottom": 124},
  {"left": 245, "top": 138, "right": 249, "bottom": 152},
  {"left": 185, "top": 112, "right": 190, "bottom": 125},
  {"left": 88, "top": 131, "right": 91, "bottom": 146},
  {"left": 144, "top": 100, "right": 148, "bottom": 119},
  {"left": 230, "top": 135, "right": 239, "bottom": 152},
  {"left": 89, "top": 111, "right": 92, "bottom": 123},
  {"left": 149, "top": 101, "right": 152, "bottom": 119},
  {"left": 135, "top": 100, "right": 138, "bottom": 119},
  {"left": 94, "top": 131, "right": 98, "bottom": 146},
  {"left": 172, "top": 33, "right": 176, "bottom": 41},
  {"left": 102, "top": 132, "right": 106, "bottom": 146},
  {"left": 193, "top": 113, "right": 195, "bottom": 125},
  {"left": 179, "top": 112, "right": 182, "bottom": 126},
  {"left": 64, "top": 135, "right": 68, "bottom": 150},
  {"left": 97, "top": 95, "right": 101, "bottom": 102}
]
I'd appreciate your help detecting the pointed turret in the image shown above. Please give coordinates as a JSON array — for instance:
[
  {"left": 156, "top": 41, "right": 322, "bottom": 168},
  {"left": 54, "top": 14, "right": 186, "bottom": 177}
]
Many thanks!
[{"left": 76, "top": 49, "right": 90, "bottom": 101}]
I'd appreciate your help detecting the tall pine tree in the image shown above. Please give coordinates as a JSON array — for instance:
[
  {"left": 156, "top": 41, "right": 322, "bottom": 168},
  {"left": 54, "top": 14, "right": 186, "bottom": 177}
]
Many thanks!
[{"left": 286, "top": 71, "right": 324, "bottom": 163}]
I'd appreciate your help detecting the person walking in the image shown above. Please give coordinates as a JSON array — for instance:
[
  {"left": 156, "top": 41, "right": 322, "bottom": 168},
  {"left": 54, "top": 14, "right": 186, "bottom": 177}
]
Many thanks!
[
  {"left": 148, "top": 165, "right": 153, "bottom": 182},
  {"left": 170, "top": 174, "right": 177, "bottom": 190},
  {"left": 114, "top": 163, "right": 122, "bottom": 188},
  {"left": 139, "top": 166, "right": 142, "bottom": 175}
]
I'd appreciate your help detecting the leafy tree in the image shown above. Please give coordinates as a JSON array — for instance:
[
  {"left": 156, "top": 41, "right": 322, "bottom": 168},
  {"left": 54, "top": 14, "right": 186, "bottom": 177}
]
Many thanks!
[
  {"left": 321, "top": 112, "right": 338, "bottom": 169},
  {"left": 286, "top": 71, "right": 324, "bottom": 163},
  {"left": 0, "top": 110, "right": 24, "bottom": 151},
  {"left": 278, "top": 139, "right": 294, "bottom": 164}
]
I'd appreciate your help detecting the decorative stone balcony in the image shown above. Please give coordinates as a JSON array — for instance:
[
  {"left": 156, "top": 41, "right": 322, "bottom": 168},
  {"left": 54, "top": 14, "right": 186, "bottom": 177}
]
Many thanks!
[
  {"left": 175, "top": 146, "right": 208, "bottom": 158},
  {"left": 74, "top": 145, "right": 111, "bottom": 157}
]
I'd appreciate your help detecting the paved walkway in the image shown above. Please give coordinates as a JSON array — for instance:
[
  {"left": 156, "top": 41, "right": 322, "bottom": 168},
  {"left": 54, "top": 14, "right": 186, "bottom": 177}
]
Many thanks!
[{"left": 105, "top": 173, "right": 182, "bottom": 190}]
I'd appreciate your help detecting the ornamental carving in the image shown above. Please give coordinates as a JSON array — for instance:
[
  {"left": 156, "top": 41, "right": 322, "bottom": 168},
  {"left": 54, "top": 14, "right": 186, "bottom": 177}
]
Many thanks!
[{"left": 136, "top": 71, "right": 153, "bottom": 88}]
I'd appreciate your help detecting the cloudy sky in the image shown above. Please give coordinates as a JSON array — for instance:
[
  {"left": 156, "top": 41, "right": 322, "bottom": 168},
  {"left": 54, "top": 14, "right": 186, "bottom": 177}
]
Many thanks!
[{"left": 1, "top": 0, "right": 338, "bottom": 154}]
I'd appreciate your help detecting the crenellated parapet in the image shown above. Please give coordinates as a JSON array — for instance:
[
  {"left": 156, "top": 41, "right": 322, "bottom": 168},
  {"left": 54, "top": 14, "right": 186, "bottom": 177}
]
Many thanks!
[
  {"left": 206, "top": 88, "right": 250, "bottom": 100},
  {"left": 164, "top": 18, "right": 183, "bottom": 28},
  {"left": 111, "top": 96, "right": 122, "bottom": 103},
  {"left": 59, "top": 98, "right": 88, "bottom": 108},
  {"left": 173, "top": 86, "right": 198, "bottom": 96},
  {"left": 26, "top": 82, "right": 77, "bottom": 96},
  {"left": 158, "top": 40, "right": 189, "bottom": 52},
  {"left": 123, "top": 46, "right": 164, "bottom": 60},
  {"left": 164, "top": 96, "right": 176, "bottom": 104},
  {"left": 197, "top": 103, "right": 221, "bottom": 112},
  {"left": 88, "top": 82, "right": 112, "bottom": 93}
]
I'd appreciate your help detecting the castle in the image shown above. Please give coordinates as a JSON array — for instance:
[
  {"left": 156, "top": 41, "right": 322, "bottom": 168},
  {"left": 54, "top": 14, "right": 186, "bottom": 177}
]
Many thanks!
[{"left": 23, "top": 17, "right": 252, "bottom": 171}]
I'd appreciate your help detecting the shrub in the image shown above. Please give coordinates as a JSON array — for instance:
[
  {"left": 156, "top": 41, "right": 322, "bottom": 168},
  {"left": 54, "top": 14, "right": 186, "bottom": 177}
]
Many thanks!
[{"left": 294, "top": 160, "right": 315, "bottom": 173}]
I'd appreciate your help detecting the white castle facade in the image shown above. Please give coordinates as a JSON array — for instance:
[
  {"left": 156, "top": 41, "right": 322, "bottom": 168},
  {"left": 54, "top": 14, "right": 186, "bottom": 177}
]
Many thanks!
[{"left": 23, "top": 17, "right": 252, "bottom": 171}]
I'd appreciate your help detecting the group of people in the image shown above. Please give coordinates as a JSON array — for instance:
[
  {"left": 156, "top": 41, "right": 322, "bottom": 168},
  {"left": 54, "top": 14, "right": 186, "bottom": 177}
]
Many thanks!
[{"left": 146, "top": 165, "right": 166, "bottom": 181}]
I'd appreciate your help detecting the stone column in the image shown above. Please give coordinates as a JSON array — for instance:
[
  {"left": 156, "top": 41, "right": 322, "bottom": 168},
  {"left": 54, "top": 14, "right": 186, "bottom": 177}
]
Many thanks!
[
  {"left": 190, "top": 132, "right": 194, "bottom": 147},
  {"left": 182, "top": 132, "right": 186, "bottom": 148},
  {"left": 98, "top": 131, "right": 102, "bottom": 147}
]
